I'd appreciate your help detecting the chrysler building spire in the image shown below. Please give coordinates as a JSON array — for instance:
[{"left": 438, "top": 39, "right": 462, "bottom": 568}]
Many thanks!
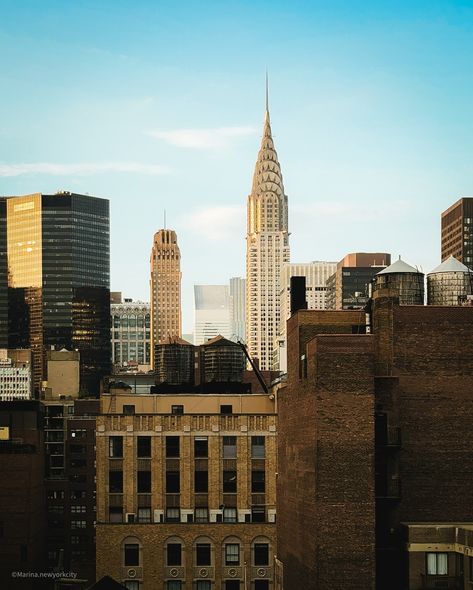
[{"left": 246, "top": 83, "right": 290, "bottom": 370}]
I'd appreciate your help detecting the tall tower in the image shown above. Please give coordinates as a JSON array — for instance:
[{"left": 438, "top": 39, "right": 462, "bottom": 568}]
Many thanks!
[
  {"left": 5, "top": 191, "right": 111, "bottom": 394},
  {"left": 150, "top": 229, "right": 182, "bottom": 365},
  {"left": 246, "top": 83, "right": 290, "bottom": 369}
]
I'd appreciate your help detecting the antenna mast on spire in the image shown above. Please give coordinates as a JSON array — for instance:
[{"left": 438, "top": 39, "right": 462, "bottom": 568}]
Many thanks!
[{"left": 265, "top": 69, "right": 269, "bottom": 113}]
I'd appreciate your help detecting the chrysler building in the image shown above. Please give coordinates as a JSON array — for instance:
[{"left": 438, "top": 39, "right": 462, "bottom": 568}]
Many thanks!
[{"left": 246, "top": 87, "right": 290, "bottom": 370}]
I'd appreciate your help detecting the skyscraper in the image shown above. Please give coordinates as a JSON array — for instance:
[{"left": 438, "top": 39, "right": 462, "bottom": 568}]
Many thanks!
[
  {"left": 246, "top": 87, "right": 290, "bottom": 370},
  {"left": 194, "top": 285, "right": 232, "bottom": 345},
  {"left": 441, "top": 197, "right": 473, "bottom": 265},
  {"left": 229, "top": 276, "right": 246, "bottom": 342},
  {"left": 149, "top": 229, "right": 182, "bottom": 364},
  {"left": 6, "top": 191, "right": 110, "bottom": 394},
  {"left": 0, "top": 198, "right": 7, "bottom": 348}
]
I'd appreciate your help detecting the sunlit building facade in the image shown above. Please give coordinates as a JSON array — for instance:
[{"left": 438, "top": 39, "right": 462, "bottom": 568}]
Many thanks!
[{"left": 111, "top": 297, "right": 151, "bottom": 369}]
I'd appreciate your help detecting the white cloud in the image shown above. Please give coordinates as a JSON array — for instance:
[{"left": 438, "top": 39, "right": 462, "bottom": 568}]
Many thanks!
[
  {"left": 0, "top": 162, "right": 170, "bottom": 177},
  {"left": 179, "top": 205, "right": 245, "bottom": 240},
  {"left": 147, "top": 126, "right": 256, "bottom": 149}
]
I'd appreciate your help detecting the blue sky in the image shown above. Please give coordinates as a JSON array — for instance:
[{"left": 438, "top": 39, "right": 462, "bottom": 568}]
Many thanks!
[{"left": 1, "top": 0, "right": 473, "bottom": 331}]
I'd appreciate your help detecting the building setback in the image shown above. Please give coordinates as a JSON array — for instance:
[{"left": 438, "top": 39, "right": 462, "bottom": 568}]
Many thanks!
[
  {"left": 277, "top": 296, "right": 473, "bottom": 590},
  {"left": 441, "top": 196, "right": 473, "bottom": 265},
  {"left": 5, "top": 191, "right": 111, "bottom": 395},
  {"left": 246, "top": 93, "right": 290, "bottom": 371},
  {"left": 150, "top": 229, "right": 182, "bottom": 363}
]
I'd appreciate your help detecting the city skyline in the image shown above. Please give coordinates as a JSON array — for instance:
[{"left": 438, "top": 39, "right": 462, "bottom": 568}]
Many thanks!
[{"left": 2, "top": 1, "right": 473, "bottom": 334}]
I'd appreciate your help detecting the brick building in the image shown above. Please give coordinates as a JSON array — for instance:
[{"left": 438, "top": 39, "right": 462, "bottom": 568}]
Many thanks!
[
  {"left": 441, "top": 197, "right": 473, "bottom": 265},
  {"left": 277, "top": 295, "right": 473, "bottom": 590},
  {"left": 96, "top": 389, "right": 277, "bottom": 590}
]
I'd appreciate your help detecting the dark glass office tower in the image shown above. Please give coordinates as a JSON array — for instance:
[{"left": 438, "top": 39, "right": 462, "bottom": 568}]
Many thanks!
[
  {"left": 0, "top": 198, "right": 7, "bottom": 348},
  {"left": 7, "top": 192, "right": 111, "bottom": 394}
]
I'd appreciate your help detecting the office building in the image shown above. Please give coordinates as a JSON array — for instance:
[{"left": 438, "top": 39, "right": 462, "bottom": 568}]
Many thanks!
[
  {"left": 441, "top": 197, "right": 473, "bottom": 265},
  {"left": 150, "top": 229, "right": 182, "bottom": 363},
  {"left": 111, "top": 296, "right": 151, "bottom": 370},
  {"left": 194, "top": 285, "right": 232, "bottom": 345},
  {"left": 273, "top": 261, "right": 337, "bottom": 372},
  {"left": 0, "top": 348, "right": 32, "bottom": 401},
  {"left": 95, "top": 342, "right": 277, "bottom": 590},
  {"left": 277, "top": 293, "right": 473, "bottom": 590},
  {"left": 246, "top": 93, "right": 290, "bottom": 370},
  {"left": 5, "top": 191, "right": 111, "bottom": 395},
  {"left": 325, "top": 252, "right": 390, "bottom": 310},
  {"left": 0, "top": 198, "right": 7, "bottom": 348},
  {"left": 229, "top": 277, "right": 246, "bottom": 343}
]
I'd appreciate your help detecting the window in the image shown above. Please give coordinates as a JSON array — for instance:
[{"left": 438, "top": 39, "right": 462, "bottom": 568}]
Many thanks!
[
  {"left": 166, "top": 508, "right": 180, "bottom": 522},
  {"left": 220, "top": 405, "right": 233, "bottom": 414},
  {"left": 223, "top": 471, "right": 237, "bottom": 493},
  {"left": 171, "top": 405, "right": 184, "bottom": 415},
  {"left": 196, "top": 582, "right": 210, "bottom": 590},
  {"left": 251, "top": 506, "right": 265, "bottom": 522},
  {"left": 426, "top": 552, "right": 448, "bottom": 575},
  {"left": 195, "top": 508, "right": 208, "bottom": 523},
  {"left": 194, "top": 437, "right": 208, "bottom": 458},
  {"left": 166, "top": 582, "right": 181, "bottom": 590},
  {"left": 71, "top": 520, "right": 86, "bottom": 529},
  {"left": 123, "top": 405, "right": 135, "bottom": 415},
  {"left": 124, "top": 582, "right": 139, "bottom": 590},
  {"left": 48, "top": 490, "right": 65, "bottom": 500},
  {"left": 137, "top": 471, "right": 151, "bottom": 493},
  {"left": 224, "top": 581, "right": 240, "bottom": 590},
  {"left": 251, "top": 471, "right": 265, "bottom": 493},
  {"left": 469, "top": 556, "right": 473, "bottom": 582},
  {"left": 196, "top": 543, "right": 211, "bottom": 566},
  {"left": 225, "top": 543, "right": 240, "bottom": 565},
  {"left": 109, "top": 471, "right": 123, "bottom": 493},
  {"left": 137, "top": 436, "right": 151, "bottom": 457},
  {"left": 166, "top": 436, "right": 180, "bottom": 458},
  {"left": 254, "top": 582, "right": 269, "bottom": 590},
  {"left": 166, "top": 471, "right": 180, "bottom": 493},
  {"left": 167, "top": 543, "right": 182, "bottom": 565},
  {"left": 195, "top": 471, "right": 208, "bottom": 493},
  {"left": 223, "top": 436, "right": 237, "bottom": 458},
  {"left": 223, "top": 507, "right": 237, "bottom": 523},
  {"left": 251, "top": 436, "right": 265, "bottom": 458},
  {"left": 124, "top": 543, "right": 140, "bottom": 566},
  {"left": 138, "top": 507, "right": 151, "bottom": 523},
  {"left": 254, "top": 543, "right": 269, "bottom": 566}
]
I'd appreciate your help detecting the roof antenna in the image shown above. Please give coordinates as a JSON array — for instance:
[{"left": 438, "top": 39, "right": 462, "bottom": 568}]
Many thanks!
[{"left": 265, "top": 69, "right": 269, "bottom": 113}]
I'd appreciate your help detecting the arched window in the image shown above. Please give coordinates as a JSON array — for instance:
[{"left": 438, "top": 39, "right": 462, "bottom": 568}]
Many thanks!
[
  {"left": 222, "top": 535, "right": 242, "bottom": 566},
  {"left": 194, "top": 536, "right": 213, "bottom": 567},
  {"left": 251, "top": 536, "right": 271, "bottom": 566},
  {"left": 165, "top": 536, "right": 184, "bottom": 566},
  {"left": 122, "top": 536, "right": 141, "bottom": 567}
]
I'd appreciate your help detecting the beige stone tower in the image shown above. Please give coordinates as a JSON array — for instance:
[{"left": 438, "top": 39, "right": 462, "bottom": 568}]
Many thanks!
[
  {"left": 150, "top": 229, "right": 182, "bottom": 366},
  {"left": 246, "top": 85, "right": 290, "bottom": 370}
]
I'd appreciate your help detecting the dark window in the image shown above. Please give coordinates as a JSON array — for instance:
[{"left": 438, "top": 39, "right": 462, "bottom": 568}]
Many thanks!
[
  {"left": 225, "top": 543, "right": 240, "bottom": 565},
  {"left": 252, "top": 471, "right": 265, "bottom": 493},
  {"left": 166, "top": 471, "right": 180, "bottom": 493},
  {"left": 109, "top": 507, "right": 123, "bottom": 523},
  {"left": 254, "top": 543, "right": 269, "bottom": 565},
  {"left": 194, "top": 437, "right": 208, "bottom": 457},
  {"left": 137, "top": 471, "right": 151, "bottom": 493},
  {"left": 220, "top": 405, "right": 233, "bottom": 414},
  {"left": 255, "top": 581, "right": 269, "bottom": 590},
  {"left": 196, "top": 582, "right": 210, "bottom": 590},
  {"left": 224, "top": 581, "right": 240, "bottom": 590},
  {"left": 124, "top": 543, "right": 139, "bottom": 566},
  {"left": 251, "top": 436, "right": 265, "bottom": 458},
  {"left": 109, "top": 436, "right": 123, "bottom": 458},
  {"left": 109, "top": 471, "right": 123, "bottom": 493},
  {"left": 123, "top": 405, "right": 135, "bottom": 415},
  {"left": 137, "top": 436, "right": 151, "bottom": 457},
  {"left": 20, "top": 545, "right": 27, "bottom": 563},
  {"left": 195, "top": 471, "right": 208, "bottom": 493},
  {"left": 223, "top": 436, "right": 236, "bottom": 458},
  {"left": 171, "top": 405, "right": 184, "bottom": 415},
  {"left": 167, "top": 543, "right": 182, "bottom": 566},
  {"left": 252, "top": 506, "right": 266, "bottom": 522},
  {"left": 166, "top": 436, "right": 180, "bottom": 458},
  {"left": 223, "top": 471, "right": 237, "bottom": 493},
  {"left": 70, "top": 459, "right": 86, "bottom": 469},
  {"left": 196, "top": 543, "right": 211, "bottom": 566}
]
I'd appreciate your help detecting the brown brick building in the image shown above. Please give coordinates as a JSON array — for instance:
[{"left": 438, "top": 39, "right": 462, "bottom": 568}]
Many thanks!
[
  {"left": 441, "top": 197, "right": 473, "bottom": 265},
  {"left": 96, "top": 392, "right": 277, "bottom": 590},
  {"left": 277, "top": 296, "right": 473, "bottom": 590}
]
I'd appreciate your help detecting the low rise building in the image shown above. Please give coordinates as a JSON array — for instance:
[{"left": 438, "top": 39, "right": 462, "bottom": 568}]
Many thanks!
[{"left": 0, "top": 349, "right": 32, "bottom": 401}]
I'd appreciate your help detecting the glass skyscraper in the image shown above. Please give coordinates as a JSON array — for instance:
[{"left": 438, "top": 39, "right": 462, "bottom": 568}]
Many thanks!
[{"left": 6, "top": 191, "right": 111, "bottom": 394}]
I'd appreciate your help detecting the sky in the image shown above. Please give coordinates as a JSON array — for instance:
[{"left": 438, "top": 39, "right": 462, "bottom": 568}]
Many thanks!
[{"left": 1, "top": 0, "right": 473, "bottom": 332}]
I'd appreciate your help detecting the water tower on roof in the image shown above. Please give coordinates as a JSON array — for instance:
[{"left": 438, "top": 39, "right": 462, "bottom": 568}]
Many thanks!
[
  {"left": 427, "top": 255, "right": 473, "bottom": 306},
  {"left": 373, "top": 257, "right": 425, "bottom": 305}
]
